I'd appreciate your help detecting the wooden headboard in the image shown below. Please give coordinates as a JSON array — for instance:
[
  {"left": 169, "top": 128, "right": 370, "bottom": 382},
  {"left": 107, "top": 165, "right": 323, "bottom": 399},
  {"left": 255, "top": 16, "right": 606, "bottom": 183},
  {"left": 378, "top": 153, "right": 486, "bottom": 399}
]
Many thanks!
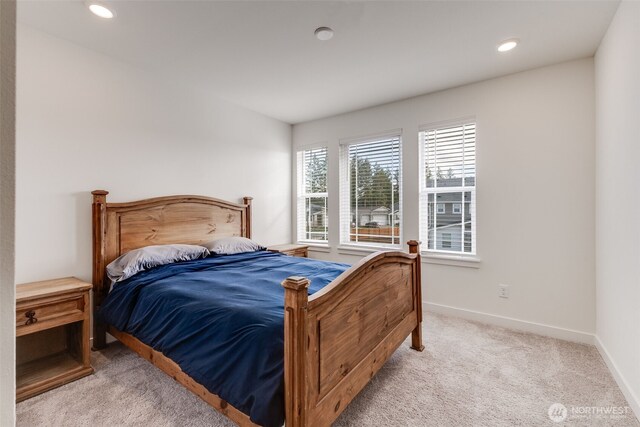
[{"left": 91, "top": 190, "right": 252, "bottom": 347}]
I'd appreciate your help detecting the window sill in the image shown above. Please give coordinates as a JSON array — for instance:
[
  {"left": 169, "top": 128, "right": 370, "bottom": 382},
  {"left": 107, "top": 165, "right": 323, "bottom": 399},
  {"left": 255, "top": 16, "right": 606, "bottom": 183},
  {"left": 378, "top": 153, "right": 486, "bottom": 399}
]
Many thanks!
[
  {"left": 421, "top": 252, "right": 481, "bottom": 269},
  {"left": 337, "top": 244, "right": 400, "bottom": 256}
]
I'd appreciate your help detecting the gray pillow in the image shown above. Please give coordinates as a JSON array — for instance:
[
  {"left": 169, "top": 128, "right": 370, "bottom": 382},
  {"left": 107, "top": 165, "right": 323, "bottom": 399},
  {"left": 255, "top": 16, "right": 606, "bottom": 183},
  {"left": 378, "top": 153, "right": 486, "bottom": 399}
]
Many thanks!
[
  {"left": 107, "top": 244, "right": 210, "bottom": 282},
  {"left": 202, "top": 236, "right": 265, "bottom": 255}
]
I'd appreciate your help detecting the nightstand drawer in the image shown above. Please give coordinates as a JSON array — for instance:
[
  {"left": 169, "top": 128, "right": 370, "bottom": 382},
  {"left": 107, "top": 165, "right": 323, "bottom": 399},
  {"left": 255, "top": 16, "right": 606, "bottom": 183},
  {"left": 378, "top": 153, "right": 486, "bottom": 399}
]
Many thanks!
[{"left": 16, "top": 295, "right": 85, "bottom": 337}]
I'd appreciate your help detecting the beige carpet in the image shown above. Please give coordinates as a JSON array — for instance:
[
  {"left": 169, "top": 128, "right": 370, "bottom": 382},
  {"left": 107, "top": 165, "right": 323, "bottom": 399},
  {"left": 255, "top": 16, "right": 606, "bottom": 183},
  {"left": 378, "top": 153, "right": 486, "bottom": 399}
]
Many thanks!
[{"left": 17, "top": 312, "right": 638, "bottom": 426}]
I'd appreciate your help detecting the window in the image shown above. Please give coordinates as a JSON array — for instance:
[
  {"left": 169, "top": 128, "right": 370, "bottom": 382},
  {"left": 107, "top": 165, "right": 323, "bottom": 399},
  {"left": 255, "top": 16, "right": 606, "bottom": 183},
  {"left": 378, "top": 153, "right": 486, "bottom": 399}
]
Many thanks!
[
  {"left": 340, "top": 132, "right": 402, "bottom": 247},
  {"left": 297, "top": 147, "right": 328, "bottom": 242},
  {"left": 420, "top": 121, "right": 476, "bottom": 254}
]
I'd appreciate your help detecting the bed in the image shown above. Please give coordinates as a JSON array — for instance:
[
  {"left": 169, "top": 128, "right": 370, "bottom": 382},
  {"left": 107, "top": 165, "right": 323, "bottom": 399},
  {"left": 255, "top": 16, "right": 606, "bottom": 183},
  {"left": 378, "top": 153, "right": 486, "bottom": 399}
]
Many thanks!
[{"left": 91, "top": 190, "right": 424, "bottom": 427}]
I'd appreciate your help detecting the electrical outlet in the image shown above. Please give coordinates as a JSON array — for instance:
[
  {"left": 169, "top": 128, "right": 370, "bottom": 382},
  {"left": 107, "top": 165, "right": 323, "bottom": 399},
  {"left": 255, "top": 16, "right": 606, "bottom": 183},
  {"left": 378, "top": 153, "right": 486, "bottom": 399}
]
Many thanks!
[{"left": 498, "top": 284, "right": 510, "bottom": 299}]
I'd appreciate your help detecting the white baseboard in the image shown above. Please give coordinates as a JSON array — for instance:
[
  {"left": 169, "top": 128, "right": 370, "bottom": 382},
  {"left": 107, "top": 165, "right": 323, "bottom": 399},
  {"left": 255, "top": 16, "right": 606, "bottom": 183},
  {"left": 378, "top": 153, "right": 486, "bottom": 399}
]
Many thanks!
[
  {"left": 594, "top": 336, "right": 640, "bottom": 423},
  {"left": 424, "top": 302, "right": 594, "bottom": 344}
]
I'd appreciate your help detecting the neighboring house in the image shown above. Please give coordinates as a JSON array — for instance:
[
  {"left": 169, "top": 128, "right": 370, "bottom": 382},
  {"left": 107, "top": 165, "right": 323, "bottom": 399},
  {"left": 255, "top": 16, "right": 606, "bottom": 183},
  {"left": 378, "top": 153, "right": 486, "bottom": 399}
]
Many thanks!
[
  {"left": 427, "top": 189, "right": 472, "bottom": 252},
  {"left": 358, "top": 206, "right": 390, "bottom": 226},
  {"left": 310, "top": 209, "right": 326, "bottom": 227},
  {"left": 308, "top": 202, "right": 328, "bottom": 228},
  {"left": 428, "top": 221, "right": 471, "bottom": 251},
  {"left": 351, "top": 205, "right": 400, "bottom": 227}
]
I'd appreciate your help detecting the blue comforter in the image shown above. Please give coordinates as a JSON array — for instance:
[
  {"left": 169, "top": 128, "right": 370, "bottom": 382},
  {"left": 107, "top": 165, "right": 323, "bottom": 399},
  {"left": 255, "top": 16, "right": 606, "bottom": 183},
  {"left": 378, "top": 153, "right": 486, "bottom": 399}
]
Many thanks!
[{"left": 99, "top": 251, "right": 350, "bottom": 427}]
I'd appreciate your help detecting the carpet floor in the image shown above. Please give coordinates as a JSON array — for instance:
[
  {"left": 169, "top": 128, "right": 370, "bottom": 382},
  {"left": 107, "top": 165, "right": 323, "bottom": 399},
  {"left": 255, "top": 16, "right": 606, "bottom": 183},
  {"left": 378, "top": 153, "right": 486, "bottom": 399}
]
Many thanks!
[{"left": 17, "top": 312, "right": 638, "bottom": 426}]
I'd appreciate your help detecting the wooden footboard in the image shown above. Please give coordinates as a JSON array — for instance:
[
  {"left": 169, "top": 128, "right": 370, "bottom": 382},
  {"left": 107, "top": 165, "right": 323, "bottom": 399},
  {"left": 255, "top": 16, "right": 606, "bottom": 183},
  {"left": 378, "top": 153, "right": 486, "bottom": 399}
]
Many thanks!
[{"left": 282, "top": 241, "right": 423, "bottom": 427}]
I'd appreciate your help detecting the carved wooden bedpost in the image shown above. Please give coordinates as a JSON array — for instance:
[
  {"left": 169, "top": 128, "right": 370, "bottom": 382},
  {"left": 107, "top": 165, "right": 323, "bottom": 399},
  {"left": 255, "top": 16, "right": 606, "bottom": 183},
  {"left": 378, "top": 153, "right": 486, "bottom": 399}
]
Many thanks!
[
  {"left": 407, "top": 240, "right": 425, "bottom": 351},
  {"left": 92, "top": 190, "right": 108, "bottom": 350},
  {"left": 282, "top": 276, "right": 309, "bottom": 427},
  {"left": 243, "top": 196, "right": 253, "bottom": 239}
]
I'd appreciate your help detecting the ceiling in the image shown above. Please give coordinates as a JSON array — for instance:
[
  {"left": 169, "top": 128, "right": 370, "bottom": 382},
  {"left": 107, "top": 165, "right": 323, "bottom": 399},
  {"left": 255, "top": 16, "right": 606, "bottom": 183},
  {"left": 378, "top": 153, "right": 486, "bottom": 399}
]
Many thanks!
[{"left": 18, "top": 1, "right": 619, "bottom": 124}]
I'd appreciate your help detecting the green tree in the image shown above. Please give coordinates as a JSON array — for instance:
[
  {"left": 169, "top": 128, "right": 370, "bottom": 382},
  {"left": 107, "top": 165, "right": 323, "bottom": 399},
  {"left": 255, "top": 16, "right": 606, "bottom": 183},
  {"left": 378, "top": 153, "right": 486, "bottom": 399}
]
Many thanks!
[
  {"left": 371, "top": 165, "right": 393, "bottom": 208},
  {"left": 350, "top": 157, "right": 373, "bottom": 208},
  {"left": 350, "top": 155, "right": 396, "bottom": 210},
  {"left": 306, "top": 152, "right": 327, "bottom": 193},
  {"left": 391, "top": 167, "right": 400, "bottom": 211}
]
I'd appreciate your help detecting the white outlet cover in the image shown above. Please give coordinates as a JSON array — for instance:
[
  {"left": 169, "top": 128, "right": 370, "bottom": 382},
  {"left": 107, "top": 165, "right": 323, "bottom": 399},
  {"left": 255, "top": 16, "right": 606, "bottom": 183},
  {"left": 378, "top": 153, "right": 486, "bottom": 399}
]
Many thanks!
[{"left": 498, "top": 284, "right": 510, "bottom": 298}]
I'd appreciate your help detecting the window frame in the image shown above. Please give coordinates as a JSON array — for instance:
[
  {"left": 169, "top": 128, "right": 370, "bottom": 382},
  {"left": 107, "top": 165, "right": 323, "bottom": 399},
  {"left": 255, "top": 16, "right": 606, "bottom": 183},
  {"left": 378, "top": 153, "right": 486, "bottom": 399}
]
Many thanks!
[
  {"left": 296, "top": 146, "right": 329, "bottom": 244},
  {"left": 339, "top": 130, "right": 403, "bottom": 249},
  {"left": 419, "top": 119, "right": 477, "bottom": 256}
]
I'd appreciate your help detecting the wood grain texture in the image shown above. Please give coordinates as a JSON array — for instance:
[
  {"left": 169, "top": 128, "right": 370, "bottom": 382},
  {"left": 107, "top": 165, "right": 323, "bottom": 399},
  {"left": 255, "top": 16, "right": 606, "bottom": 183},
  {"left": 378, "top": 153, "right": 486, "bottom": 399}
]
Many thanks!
[
  {"left": 408, "top": 240, "right": 425, "bottom": 351},
  {"left": 316, "top": 262, "right": 413, "bottom": 397},
  {"left": 92, "top": 190, "right": 108, "bottom": 350},
  {"left": 118, "top": 202, "right": 242, "bottom": 254},
  {"left": 282, "top": 277, "right": 310, "bottom": 426},
  {"left": 306, "top": 314, "right": 417, "bottom": 426},
  {"left": 243, "top": 197, "right": 253, "bottom": 239},
  {"left": 16, "top": 353, "right": 93, "bottom": 402},
  {"left": 16, "top": 277, "right": 92, "bottom": 303},
  {"left": 109, "top": 327, "right": 259, "bottom": 427},
  {"left": 16, "top": 295, "right": 84, "bottom": 337}
]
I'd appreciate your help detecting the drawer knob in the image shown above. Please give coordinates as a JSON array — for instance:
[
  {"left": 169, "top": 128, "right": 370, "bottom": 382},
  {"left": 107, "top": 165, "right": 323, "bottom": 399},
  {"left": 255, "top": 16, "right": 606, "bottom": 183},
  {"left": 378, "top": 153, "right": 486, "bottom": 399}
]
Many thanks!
[{"left": 25, "top": 310, "right": 38, "bottom": 326}]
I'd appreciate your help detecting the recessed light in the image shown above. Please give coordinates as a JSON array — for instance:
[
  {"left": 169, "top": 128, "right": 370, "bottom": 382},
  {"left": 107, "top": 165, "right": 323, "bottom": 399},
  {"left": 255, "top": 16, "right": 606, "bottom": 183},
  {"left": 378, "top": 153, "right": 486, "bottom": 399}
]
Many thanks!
[
  {"left": 86, "top": 2, "right": 115, "bottom": 19},
  {"left": 497, "top": 39, "right": 519, "bottom": 53},
  {"left": 315, "top": 27, "right": 334, "bottom": 41}
]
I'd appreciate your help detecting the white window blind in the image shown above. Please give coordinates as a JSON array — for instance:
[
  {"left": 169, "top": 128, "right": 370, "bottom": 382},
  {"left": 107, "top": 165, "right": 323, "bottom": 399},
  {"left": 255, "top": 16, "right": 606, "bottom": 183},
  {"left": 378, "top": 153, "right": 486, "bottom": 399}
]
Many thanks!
[
  {"left": 419, "top": 122, "right": 476, "bottom": 254},
  {"left": 297, "top": 147, "right": 328, "bottom": 242},
  {"left": 340, "top": 133, "right": 402, "bottom": 247}
]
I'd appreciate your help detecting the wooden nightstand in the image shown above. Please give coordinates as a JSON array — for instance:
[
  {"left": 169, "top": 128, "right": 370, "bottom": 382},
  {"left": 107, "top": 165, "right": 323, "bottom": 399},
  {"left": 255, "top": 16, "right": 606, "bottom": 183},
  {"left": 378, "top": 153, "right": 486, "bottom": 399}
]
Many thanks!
[
  {"left": 16, "top": 277, "right": 94, "bottom": 402},
  {"left": 267, "top": 244, "right": 309, "bottom": 258}
]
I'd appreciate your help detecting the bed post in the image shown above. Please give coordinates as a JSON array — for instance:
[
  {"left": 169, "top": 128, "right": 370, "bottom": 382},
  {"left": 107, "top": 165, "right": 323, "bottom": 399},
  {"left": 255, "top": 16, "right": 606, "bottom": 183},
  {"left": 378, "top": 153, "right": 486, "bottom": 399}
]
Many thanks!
[
  {"left": 92, "top": 190, "right": 109, "bottom": 350},
  {"left": 282, "top": 276, "right": 309, "bottom": 427},
  {"left": 243, "top": 196, "right": 253, "bottom": 239},
  {"left": 408, "top": 240, "right": 425, "bottom": 351}
]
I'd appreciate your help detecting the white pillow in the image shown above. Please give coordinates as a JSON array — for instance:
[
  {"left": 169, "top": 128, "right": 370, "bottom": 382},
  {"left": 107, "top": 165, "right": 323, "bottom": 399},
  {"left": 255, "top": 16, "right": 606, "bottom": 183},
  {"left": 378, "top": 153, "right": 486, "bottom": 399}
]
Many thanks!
[
  {"left": 202, "top": 236, "right": 265, "bottom": 255},
  {"left": 107, "top": 244, "right": 210, "bottom": 282}
]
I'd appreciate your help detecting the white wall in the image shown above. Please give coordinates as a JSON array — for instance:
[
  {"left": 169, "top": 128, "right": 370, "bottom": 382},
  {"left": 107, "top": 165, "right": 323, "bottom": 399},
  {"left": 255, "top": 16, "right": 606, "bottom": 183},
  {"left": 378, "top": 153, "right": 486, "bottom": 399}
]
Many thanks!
[
  {"left": 293, "top": 59, "right": 596, "bottom": 339},
  {"left": 16, "top": 25, "right": 292, "bottom": 284},
  {"left": 0, "top": 0, "right": 16, "bottom": 423},
  {"left": 594, "top": 0, "right": 640, "bottom": 417}
]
